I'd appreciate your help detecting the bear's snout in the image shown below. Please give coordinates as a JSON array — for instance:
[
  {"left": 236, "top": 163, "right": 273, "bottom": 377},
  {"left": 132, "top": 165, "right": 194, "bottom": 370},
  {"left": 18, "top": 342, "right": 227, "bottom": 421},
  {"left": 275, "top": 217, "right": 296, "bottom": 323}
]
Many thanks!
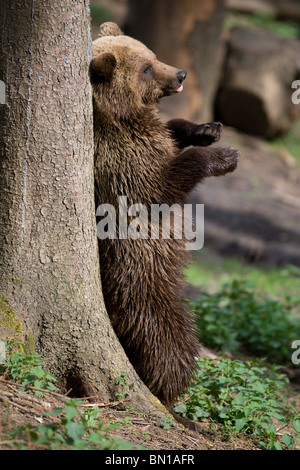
[
  {"left": 176, "top": 70, "right": 187, "bottom": 84},
  {"left": 175, "top": 70, "right": 187, "bottom": 93},
  {"left": 156, "top": 66, "right": 188, "bottom": 97}
]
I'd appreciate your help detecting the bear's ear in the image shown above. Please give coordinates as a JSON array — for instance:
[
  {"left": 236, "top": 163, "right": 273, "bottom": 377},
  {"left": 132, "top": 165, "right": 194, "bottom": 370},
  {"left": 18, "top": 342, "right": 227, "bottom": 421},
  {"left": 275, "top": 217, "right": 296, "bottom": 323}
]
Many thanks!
[
  {"left": 99, "top": 22, "right": 124, "bottom": 38},
  {"left": 90, "top": 53, "right": 117, "bottom": 82}
]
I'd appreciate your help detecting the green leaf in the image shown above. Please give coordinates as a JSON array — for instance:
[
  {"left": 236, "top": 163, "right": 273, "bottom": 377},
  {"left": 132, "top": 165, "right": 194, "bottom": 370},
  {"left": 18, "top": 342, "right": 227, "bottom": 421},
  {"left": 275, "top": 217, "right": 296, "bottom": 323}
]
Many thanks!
[
  {"left": 281, "top": 434, "right": 294, "bottom": 448},
  {"left": 173, "top": 403, "right": 187, "bottom": 415},
  {"left": 273, "top": 441, "right": 283, "bottom": 450},
  {"left": 30, "top": 366, "right": 45, "bottom": 377},
  {"left": 64, "top": 405, "right": 78, "bottom": 422},
  {"left": 293, "top": 419, "right": 300, "bottom": 433},
  {"left": 235, "top": 418, "right": 247, "bottom": 432},
  {"left": 195, "top": 407, "right": 210, "bottom": 418},
  {"left": 47, "top": 382, "right": 58, "bottom": 391},
  {"left": 48, "top": 407, "right": 63, "bottom": 416},
  {"left": 65, "top": 422, "right": 85, "bottom": 442},
  {"left": 29, "top": 431, "right": 39, "bottom": 442},
  {"left": 232, "top": 392, "right": 244, "bottom": 405},
  {"left": 252, "top": 382, "right": 266, "bottom": 394},
  {"left": 88, "top": 432, "right": 105, "bottom": 444}
]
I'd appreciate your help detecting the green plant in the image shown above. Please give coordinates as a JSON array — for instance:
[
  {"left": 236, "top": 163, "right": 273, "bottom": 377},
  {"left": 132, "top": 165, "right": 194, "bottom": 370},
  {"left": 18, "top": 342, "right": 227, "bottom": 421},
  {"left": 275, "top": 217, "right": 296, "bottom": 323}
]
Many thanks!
[
  {"left": 115, "top": 371, "right": 134, "bottom": 400},
  {"left": 0, "top": 339, "right": 57, "bottom": 391},
  {"left": 0, "top": 342, "right": 137, "bottom": 450},
  {"left": 10, "top": 399, "right": 134, "bottom": 450},
  {"left": 192, "top": 280, "right": 300, "bottom": 363},
  {"left": 174, "top": 358, "right": 300, "bottom": 450},
  {"left": 160, "top": 416, "right": 176, "bottom": 430},
  {"left": 185, "top": 256, "right": 300, "bottom": 300}
]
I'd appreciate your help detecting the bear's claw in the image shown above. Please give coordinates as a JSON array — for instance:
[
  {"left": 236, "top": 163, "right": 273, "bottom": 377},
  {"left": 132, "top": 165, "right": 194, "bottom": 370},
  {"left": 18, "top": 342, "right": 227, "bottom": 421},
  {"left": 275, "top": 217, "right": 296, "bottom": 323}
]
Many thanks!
[{"left": 195, "top": 121, "right": 222, "bottom": 140}]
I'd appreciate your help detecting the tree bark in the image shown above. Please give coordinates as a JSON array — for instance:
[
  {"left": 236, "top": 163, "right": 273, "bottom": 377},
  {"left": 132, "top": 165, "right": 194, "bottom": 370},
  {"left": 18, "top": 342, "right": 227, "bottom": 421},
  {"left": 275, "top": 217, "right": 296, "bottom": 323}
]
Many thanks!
[
  {"left": 0, "top": 0, "right": 160, "bottom": 413},
  {"left": 125, "top": 0, "right": 226, "bottom": 122}
]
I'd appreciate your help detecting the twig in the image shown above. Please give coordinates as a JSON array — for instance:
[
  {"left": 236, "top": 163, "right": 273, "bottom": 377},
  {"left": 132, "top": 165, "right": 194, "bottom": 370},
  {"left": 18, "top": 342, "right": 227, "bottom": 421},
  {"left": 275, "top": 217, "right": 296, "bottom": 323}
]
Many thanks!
[
  {"left": 0, "top": 440, "right": 25, "bottom": 446},
  {"left": 78, "top": 399, "right": 130, "bottom": 408},
  {"left": 2, "top": 397, "right": 37, "bottom": 415}
]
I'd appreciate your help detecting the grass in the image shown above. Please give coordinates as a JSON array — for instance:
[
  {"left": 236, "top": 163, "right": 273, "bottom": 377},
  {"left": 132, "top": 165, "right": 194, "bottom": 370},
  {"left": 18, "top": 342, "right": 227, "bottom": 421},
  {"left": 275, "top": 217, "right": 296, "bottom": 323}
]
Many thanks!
[
  {"left": 185, "top": 250, "right": 300, "bottom": 302},
  {"left": 185, "top": 251, "right": 300, "bottom": 361},
  {"left": 271, "top": 118, "right": 300, "bottom": 167},
  {"left": 2, "top": 336, "right": 299, "bottom": 450}
]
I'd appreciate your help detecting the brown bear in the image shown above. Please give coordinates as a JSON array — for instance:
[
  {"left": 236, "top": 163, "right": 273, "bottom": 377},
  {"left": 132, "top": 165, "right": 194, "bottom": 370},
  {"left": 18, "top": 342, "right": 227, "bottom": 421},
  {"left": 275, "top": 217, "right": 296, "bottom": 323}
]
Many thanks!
[{"left": 91, "top": 22, "right": 238, "bottom": 404}]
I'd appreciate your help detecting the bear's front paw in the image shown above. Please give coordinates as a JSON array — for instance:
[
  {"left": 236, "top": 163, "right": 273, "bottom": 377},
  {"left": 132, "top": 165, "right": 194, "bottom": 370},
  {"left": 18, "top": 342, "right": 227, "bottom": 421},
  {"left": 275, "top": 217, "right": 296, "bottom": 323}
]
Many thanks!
[
  {"left": 210, "top": 147, "right": 239, "bottom": 176},
  {"left": 193, "top": 122, "right": 222, "bottom": 147}
]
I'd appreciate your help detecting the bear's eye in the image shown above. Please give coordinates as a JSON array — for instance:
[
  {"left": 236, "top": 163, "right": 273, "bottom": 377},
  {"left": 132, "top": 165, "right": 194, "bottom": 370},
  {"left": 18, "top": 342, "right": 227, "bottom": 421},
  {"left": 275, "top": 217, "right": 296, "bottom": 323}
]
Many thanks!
[{"left": 143, "top": 65, "right": 153, "bottom": 75}]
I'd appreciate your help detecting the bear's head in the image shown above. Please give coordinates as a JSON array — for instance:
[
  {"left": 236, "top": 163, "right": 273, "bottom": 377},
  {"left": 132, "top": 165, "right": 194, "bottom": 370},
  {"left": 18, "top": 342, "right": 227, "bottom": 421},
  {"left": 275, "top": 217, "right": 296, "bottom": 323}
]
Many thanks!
[{"left": 90, "top": 22, "right": 187, "bottom": 120}]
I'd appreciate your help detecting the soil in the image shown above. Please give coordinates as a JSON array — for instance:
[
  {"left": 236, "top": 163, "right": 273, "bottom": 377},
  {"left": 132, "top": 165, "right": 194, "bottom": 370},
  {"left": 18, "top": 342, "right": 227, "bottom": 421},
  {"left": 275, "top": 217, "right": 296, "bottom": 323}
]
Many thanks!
[
  {"left": 1, "top": 374, "right": 299, "bottom": 451},
  {"left": 0, "top": 378, "right": 261, "bottom": 450}
]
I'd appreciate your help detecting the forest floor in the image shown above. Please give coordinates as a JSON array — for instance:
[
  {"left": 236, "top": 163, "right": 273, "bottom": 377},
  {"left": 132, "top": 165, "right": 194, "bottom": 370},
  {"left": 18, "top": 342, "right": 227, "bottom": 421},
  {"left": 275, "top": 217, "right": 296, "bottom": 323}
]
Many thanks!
[
  {"left": 1, "top": 367, "right": 299, "bottom": 451},
  {"left": 0, "top": 376, "right": 261, "bottom": 450}
]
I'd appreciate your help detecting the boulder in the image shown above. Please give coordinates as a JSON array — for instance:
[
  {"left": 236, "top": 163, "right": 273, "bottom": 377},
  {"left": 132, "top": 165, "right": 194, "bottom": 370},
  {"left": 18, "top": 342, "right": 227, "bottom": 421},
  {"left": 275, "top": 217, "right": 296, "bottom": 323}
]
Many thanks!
[{"left": 215, "top": 26, "right": 299, "bottom": 138}]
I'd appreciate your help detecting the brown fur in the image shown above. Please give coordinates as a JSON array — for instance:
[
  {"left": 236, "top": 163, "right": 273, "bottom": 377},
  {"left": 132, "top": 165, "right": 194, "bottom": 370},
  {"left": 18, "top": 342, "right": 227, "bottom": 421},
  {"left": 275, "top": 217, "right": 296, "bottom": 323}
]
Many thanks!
[{"left": 91, "top": 22, "right": 238, "bottom": 404}]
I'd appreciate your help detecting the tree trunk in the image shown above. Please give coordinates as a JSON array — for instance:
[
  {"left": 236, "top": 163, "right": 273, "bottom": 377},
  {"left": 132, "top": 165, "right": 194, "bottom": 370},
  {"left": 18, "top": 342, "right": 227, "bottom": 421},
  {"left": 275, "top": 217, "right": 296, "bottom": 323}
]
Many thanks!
[
  {"left": 125, "top": 0, "right": 226, "bottom": 122},
  {"left": 0, "top": 0, "right": 161, "bottom": 413}
]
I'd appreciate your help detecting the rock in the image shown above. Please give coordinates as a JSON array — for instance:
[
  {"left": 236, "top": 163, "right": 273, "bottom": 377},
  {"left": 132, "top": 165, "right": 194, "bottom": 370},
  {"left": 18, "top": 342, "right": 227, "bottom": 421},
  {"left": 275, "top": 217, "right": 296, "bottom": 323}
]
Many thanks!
[
  {"left": 215, "top": 26, "right": 299, "bottom": 138},
  {"left": 189, "top": 126, "right": 300, "bottom": 268}
]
